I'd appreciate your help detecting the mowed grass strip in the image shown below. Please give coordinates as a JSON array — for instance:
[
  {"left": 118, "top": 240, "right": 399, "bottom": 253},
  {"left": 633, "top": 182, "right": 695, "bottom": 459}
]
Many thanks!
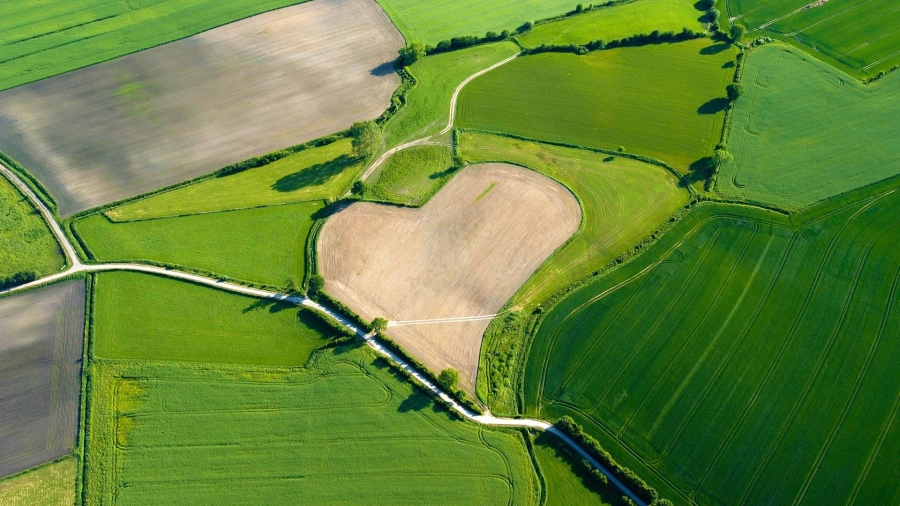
[
  {"left": 0, "top": 458, "right": 76, "bottom": 506},
  {"left": 92, "top": 271, "right": 335, "bottom": 366},
  {"left": 526, "top": 182, "right": 900, "bottom": 504},
  {"left": 0, "top": 175, "right": 63, "bottom": 279},
  {"left": 460, "top": 132, "right": 689, "bottom": 308},
  {"left": 375, "top": 0, "right": 574, "bottom": 46},
  {"left": 458, "top": 39, "right": 737, "bottom": 172},
  {"left": 728, "top": 0, "right": 900, "bottom": 75},
  {"left": 367, "top": 145, "right": 455, "bottom": 206},
  {"left": 383, "top": 41, "right": 520, "bottom": 147},
  {"left": 519, "top": 0, "right": 705, "bottom": 48},
  {"left": 0, "top": 0, "right": 308, "bottom": 91},
  {"left": 107, "top": 139, "right": 362, "bottom": 221},
  {"left": 75, "top": 201, "right": 319, "bottom": 288},
  {"left": 84, "top": 348, "right": 540, "bottom": 504},
  {"left": 719, "top": 44, "right": 900, "bottom": 209}
]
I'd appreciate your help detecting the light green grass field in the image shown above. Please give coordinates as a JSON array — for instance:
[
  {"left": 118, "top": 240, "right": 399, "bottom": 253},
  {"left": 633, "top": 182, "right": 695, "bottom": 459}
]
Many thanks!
[
  {"left": 719, "top": 44, "right": 900, "bottom": 209},
  {"left": 107, "top": 139, "right": 362, "bottom": 221},
  {"left": 532, "top": 433, "right": 622, "bottom": 506},
  {"left": 84, "top": 347, "right": 540, "bottom": 504},
  {"left": 726, "top": 0, "right": 900, "bottom": 76},
  {"left": 375, "top": 0, "right": 573, "bottom": 46},
  {"left": 520, "top": 0, "right": 704, "bottom": 48},
  {"left": 93, "top": 271, "right": 334, "bottom": 366},
  {"left": 384, "top": 41, "right": 519, "bottom": 147},
  {"left": 367, "top": 145, "right": 455, "bottom": 206},
  {"left": 0, "top": 0, "right": 305, "bottom": 91},
  {"left": 458, "top": 39, "right": 737, "bottom": 173},
  {"left": 0, "top": 458, "right": 76, "bottom": 506},
  {"left": 526, "top": 178, "right": 900, "bottom": 504},
  {"left": 76, "top": 201, "right": 319, "bottom": 288},
  {"left": 0, "top": 175, "right": 63, "bottom": 279}
]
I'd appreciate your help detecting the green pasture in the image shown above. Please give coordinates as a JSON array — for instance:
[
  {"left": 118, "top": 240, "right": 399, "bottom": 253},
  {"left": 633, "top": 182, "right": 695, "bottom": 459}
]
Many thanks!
[
  {"left": 384, "top": 41, "right": 519, "bottom": 147},
  {"left": 375, "top": 0, "right": 573, "bottom": 46},
  {"left": 0, "top": 175, "right": 63, "bottom": 279},
  {"left": 458, "top": 39, "right": 737, "bottom": 173},
  {"left": 719, "top": 45, "right": 900, "bottom": 209},
  {"left": 0, "top": 458, "right": 76, "bottom": 506},
  {"left": 0, "top": 0, "right": 306, "bottom": 91},
  {"left": 92, "top": 271, "right": 334, "bottom": 366},
  {"left": 727, "top": 0, "right": 900, "bottom": 75},
  {"left": 75, "top": 201, "right": 319, "bottom": 288},
  {"left": 532, "top": 433, "right": 623, "bottom": 506},
  {"left": 526, "top": 179, "right": 900, "bottom": 504},
  {"left": 107, "top": 139, "right": 361, "bottom": 221},
  {"left": 520, "top": 0, "right": 704, "bottom": 48},
  {"left": 84, "top": 347, "right": 540, "bottom": 504},
  {"left": 367, "top": 145, "right": 455, "bottom": 206}
]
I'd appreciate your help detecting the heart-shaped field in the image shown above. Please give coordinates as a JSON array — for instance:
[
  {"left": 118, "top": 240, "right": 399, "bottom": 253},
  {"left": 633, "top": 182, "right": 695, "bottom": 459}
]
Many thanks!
[{"left": 318, "top": 163, "right": 580, "bottom": 391}]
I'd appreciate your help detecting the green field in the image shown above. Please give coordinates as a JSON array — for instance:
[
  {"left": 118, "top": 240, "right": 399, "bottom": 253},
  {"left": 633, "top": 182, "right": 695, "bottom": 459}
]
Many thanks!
[
  {"left": 719, "top": 44, "right": 900, "bottom": 209},
  {"left": 0, "top": 175, "right": 63, "bottom": 279},
  {"left": 93, "top": 272, "right": 334, "bottom": 366},
  {"left": 0, "top": 0, "right": 306, "bottom": 91},
  {"left": 532, "top": 433, "right": 622, "bottom": 506},
  {"left": 375, "top": 0, "right": 574, "bottom": 46},
  {"left": 458, "top": 39, "right": 737, "bottom": 173},
  {"left": 384, "top": 41, "right": 519, "bottom": 147},
  {"left": 726, "top": 0, "right": 900, "bottom": 75},
  {"left": 525, "top": 178, "right": 900, "bottom": 504},
  {"left": 0, "top": 458, "right": 76, "bottom": 506},
  {"left": 106, "top": 139, "right": 362, "bottom": 221},
  {"left": 367, "top": 145, "right": 455, "bottom": 206},
  {"left": 84, "top": 346, "right": 540, "bottom": 504},
  {"left": 519, "top": 0, "right": 704, "bottom": 48},
  {"left": 75, "top": 201, "right": 319, "bottom": 288}
]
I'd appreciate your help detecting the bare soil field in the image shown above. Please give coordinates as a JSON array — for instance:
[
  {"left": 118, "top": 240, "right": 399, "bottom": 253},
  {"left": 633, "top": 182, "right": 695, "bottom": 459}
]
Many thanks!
[
  {"left": 0, "top": 0, "right": 402, "bottom": 217},
  {"left": 0, "top": 280, "right": 85, "bottom": 479},
  {"left": 318, "top": 163, "right": 580, "bottom": 391}
]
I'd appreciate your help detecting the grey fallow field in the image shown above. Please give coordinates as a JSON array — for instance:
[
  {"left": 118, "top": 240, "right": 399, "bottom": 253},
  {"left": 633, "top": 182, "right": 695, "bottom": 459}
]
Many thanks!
[{"left": 0, "top": 0, "right": 403, "bottom": 217}]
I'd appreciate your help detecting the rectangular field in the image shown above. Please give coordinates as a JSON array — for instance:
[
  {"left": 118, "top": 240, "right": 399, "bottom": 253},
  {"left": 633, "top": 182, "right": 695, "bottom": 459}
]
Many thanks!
[
  {"left": 458, "top": 39, "right": 737, "bottom": 173},
  {"left": 92, "top": 271, "right": 336, "bottom": 366},
  {"left": 526, "top": 181, "right": 900, "bottom": 504},
  {"left": 0, "top": 172, "right": 64, "bottom": 280},
  {"left": 0, "top": 0, "right": 402, "bottom": 216},
  {"left": 0, "top": 280, "right": 85, "bottom": 480},
  {"left": 84, "top": 350, "right": 540, "bottom": 504},
  {"left": 727, "top": 0, "right": 900, "bottom": 75}
]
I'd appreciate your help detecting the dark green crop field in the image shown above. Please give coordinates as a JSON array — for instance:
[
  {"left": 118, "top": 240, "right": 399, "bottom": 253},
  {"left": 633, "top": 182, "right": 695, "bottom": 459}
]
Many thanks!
[
  {"left": 719, "top": 45, "right": 900, "bottom": 209},
  {"left": 458, "top": 39, "right": 737, "bottom": 173},
  {"left": 526, "top": 179, "right": 900, "bottom": 504},
  {"left": 0, "top": 0, "right": 306, "bottom": 91},
  {"left": 727, "top": 0, "right": 900, "bottom": 75}
]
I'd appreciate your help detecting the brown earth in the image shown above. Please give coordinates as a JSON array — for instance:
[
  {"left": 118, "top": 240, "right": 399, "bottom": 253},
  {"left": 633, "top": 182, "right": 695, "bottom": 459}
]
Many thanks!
[
  {"left": 0, "top": 280, "right": 85, "bottom": 480},
  {"left": 0, "top": 0, "right": 403, "bottom": 217},
  {"left": 318, "top": 163, "right": 581, "bottom": 392}
]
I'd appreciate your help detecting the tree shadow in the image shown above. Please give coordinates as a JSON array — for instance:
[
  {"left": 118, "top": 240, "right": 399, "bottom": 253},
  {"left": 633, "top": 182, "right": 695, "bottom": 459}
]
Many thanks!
[
  {"left": 371, "top": 61, "right": 396, "bottom": 77},
  {"left": 428, "top": 165, "right": 459, "bottom": 180},
  {"left": 242, "top": 298, "right": 294, "bottom": 314},
  {"left": 603, "top": 156, "right": 615, "bottom": 162},
  {"left": 700, "top": 43, "right": 732, "bottom": 55},
  {"left": 683, "top": 156, "right": 715, "bottom": 187},
  {"left": 722, "top": 60, "right": 735, "bottom": 69},
  {"left": 534, "top": 432, "right": 621, "bottom": 501},
  {"left": 398, "top": 391, "right": 431, "bottom": 413},
  {"left": 697, "top": 97, "right": 730, "bottom": 115},
  {"left": 272, "top": 155, "right": 357, "bottom": 193},
  {"left": 310, "top": 199, "right": 353, "bottom": 219}
]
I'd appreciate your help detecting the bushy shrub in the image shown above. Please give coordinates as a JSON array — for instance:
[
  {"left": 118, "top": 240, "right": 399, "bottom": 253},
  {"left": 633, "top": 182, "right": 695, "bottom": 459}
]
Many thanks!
[
  {"left": 697, "top": 0, "right": 716, "bottom": 9},
  {"left": 0, "top": 271, "right": 38, "bottom": 290},
  {"left": 350, "top": 120, "right": 381, "bottom": 158},
  {"left": 438, "top": 368, "right": 461, "bottom": 390},
  {"left": 726, "top": 82, "right": 744, "bottom": 101},
  {"left": 397, "top": 42, "right": 426, "bottom": 67}
]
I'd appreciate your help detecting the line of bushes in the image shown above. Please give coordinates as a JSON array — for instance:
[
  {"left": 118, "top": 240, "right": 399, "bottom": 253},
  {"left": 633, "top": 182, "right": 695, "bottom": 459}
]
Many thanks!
[
  {"left": 309, "top": 288, "right": 371, "bottom": 334},
  {"left": 0, "top": 270, "right": 38, "bottom": 290},
  {"left": 554, "top": 416, "right": 663, "bottom": 504},
  {"left": 525, "top": 27, "right": 705, "bottom": 56},
  {"left": 864, "top": 64, "right": 900, "bottom": 85},
  {"left": 299, "top": 305, "right": 356, "bottom": 338},
  {"left": 216, "top": 132, "right": 348, "bottom": 177},
  {"left": 377, "top": 65, "right": 417, "bottom": 125}
]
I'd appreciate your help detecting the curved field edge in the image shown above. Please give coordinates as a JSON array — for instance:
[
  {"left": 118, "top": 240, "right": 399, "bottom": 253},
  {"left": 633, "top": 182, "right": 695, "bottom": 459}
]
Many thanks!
[
  {"left": 0, "top": 169, "right": 66, "bottom": 279},
  {"left": 523, "top": 174, "right": 900, "bottom": 504}
]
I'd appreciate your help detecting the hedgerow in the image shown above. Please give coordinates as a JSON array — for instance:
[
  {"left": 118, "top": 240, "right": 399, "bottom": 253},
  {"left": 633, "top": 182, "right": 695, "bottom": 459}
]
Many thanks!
[{"left": 526, "top": 27, "right": 705, "bottom": 56}]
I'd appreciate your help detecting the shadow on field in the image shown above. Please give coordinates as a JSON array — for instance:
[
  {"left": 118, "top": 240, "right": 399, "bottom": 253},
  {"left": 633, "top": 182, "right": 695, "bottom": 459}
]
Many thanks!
[
  {"left": 370, "top": 61, "right": 396, "bottom": 77},
  {"left": 700, "top": 43, "right": 732, "bottom": 55},
  {"left": 242, "top": 298, "right": 295, "bottom": 314},
  {"left": 311, "top": 199, "right": 353, "bottom": 219},
  {"left": 534, "top": 432, "right": 621, "bottom": 501},
  {"left": 429, "top": 166, "right": 459, "bottom": 180},
  {"left": 272, "top": 155, "right": 357, "bottom": 193},
  {"left": 698, "top": 97, "right": 730, "bottom": 115},
  {"left": 722, "top": 61, "right": 735, "bottom": 69},
  {"left": 398, "top": 391, "right": 432, "bottom": 412},
  {"left": 683, "top": 156, "right": 715, "bottom": 186}
]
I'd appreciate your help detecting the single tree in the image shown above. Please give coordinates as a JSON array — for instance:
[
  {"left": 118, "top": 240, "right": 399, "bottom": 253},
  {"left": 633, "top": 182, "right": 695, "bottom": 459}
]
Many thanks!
[
  {"left": 617, "top": 146, "right": 626, "bottom": 153},
  {"left": 697, "top": 0, "right": 715, "bottom": 9},
  {"left": 397, "top": 42, "right": 426, "bottom": 67},
  {"left": 371, "top": 317, "right": 389, "bottom": 333},
  {"left": 350, "top": 120, "right": 381, "bottom": 158},
  {"left": 713, "top": 147, "right": 733, "bottom": 168},
  {"left": 730, "top": 23, "right": 746, "bottom": 42},
  {"left": 351, "top": 180, "right": 367, "bottom": 196},
  {"left": 726, "top": 82, "right": 744, "bottom": 101},
  {"left": 438, "top": 368, "right": 461, "bottom": 391},
  {"left": 308, "top": 275, "right": 325, "bottom": 295},
  {"left": 706, "top": 8, "right": 720, "bottom": 23}
]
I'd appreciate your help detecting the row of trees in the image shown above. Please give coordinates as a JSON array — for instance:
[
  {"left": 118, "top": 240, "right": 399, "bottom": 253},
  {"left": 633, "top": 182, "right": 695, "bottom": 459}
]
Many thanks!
[{"left": 0, "top": 270, "right": 37, "bottom": 291}]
